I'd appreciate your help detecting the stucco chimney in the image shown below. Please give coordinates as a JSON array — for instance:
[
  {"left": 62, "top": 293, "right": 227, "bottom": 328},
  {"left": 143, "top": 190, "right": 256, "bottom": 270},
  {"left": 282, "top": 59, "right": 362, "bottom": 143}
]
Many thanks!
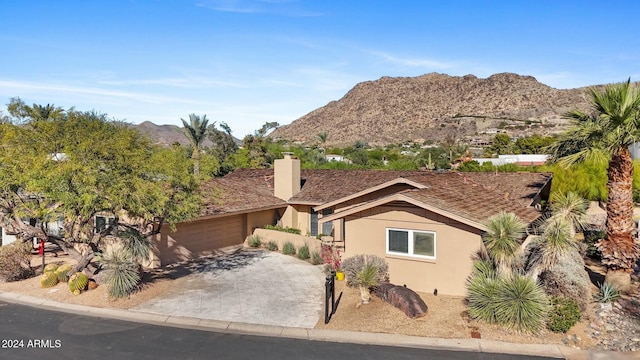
[{"left": 274, "top": 152, "right": 301, "bottom": 200}]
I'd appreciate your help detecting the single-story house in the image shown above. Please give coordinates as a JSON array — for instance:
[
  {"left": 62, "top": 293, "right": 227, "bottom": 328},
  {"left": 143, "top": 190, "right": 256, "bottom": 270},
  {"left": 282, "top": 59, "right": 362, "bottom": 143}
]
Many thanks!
[{"left": 151, "top": 154, "right": 551, "bottom": 296}]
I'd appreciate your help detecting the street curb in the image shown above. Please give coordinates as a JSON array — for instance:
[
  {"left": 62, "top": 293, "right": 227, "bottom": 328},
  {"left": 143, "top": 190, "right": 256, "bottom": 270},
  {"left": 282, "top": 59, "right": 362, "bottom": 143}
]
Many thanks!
[{"left": 1, "top": 290, "right": 636, "bottom": 359}]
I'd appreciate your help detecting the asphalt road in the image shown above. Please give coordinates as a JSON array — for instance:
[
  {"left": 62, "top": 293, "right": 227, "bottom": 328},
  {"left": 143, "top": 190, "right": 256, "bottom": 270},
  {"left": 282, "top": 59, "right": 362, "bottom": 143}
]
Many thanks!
[{"left": 0, "top": 301, "right": 559, "bottom": 360}]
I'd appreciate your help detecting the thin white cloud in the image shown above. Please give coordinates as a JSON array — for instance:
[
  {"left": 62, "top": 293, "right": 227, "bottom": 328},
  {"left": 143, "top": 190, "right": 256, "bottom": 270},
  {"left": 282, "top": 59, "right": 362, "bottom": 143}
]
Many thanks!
[
  {"left": 368, "top": 50, "right": 453, "bottom": 70},
  {"left": 196, "top": 0, "right": 323, "bottom": 16},
  {"left": 0, "top": 80, "right": 202, "bottom": 105},
  {"left": 98, "top": 77, "right": 248, "bottom": 89}
]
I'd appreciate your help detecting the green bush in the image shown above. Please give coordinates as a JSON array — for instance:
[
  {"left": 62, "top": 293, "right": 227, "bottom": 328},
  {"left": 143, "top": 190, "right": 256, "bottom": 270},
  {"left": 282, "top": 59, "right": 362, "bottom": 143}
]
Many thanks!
[
  {"left": 583, "top": 229, "right": 604, "bottom": 259},
  {"left": 282, "top": 241, "right": 296, "bottom": 255},
  {"left": 341, "top": 254, "right": 389, "bottom": 288},
  {"left": 266, "top": 241, "right": 278, "bottom": 251},
  {"left": 310, "top": 251, "right": 322, "bottom": 265},
  {"left": 263, "top": 224, "right": 302, "bottom": 235},
  {"left": 547, "top": 297, "right": 581, "bottom": 333},
  {"left": 248, "top": 235, "right": 262, "bottom": 248},
  {"left": 0, "top": 242, "right": 34, "bottom": 282},
  {"left": 297, "top": 244, "right": 310, "bottom": 260}
]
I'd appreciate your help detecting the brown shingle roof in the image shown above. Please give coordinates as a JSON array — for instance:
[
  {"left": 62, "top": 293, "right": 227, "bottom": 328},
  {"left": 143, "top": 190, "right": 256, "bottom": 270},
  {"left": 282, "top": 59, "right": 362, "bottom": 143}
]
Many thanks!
[
  {"left": 211, "top": 168, "right": 551, "bottom": 224},
  {"left": 200, "top": 174, "right": 286, "bottom": 217}
]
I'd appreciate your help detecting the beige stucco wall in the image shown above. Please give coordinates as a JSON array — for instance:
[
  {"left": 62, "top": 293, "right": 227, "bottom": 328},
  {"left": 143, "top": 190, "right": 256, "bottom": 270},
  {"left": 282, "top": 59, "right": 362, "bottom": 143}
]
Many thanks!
[
  {"left": 246, "top": 209, "right": 281, "bottom": 235},
  {"left": 248, "top": 228, "right": 323, "bottom": 254},
  {"left": 341, "top": 205, "right": 483, "bottom": 296}
]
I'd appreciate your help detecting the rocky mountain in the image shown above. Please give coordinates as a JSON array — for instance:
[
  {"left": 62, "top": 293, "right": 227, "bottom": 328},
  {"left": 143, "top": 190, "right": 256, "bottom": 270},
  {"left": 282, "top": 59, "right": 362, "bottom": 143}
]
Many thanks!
[
  {"left": 135, "top": 121, "right": 240, "bottom": 148},
  {"left": 270, "top": 72, "right": 594, "bottom": 146}
]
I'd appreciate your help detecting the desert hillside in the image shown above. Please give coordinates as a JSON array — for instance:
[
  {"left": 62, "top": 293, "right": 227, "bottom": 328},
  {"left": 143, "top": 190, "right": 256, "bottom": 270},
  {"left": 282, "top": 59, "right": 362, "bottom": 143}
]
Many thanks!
[{"left": 270, "top": 72, "right": 594, "bottom": 146}]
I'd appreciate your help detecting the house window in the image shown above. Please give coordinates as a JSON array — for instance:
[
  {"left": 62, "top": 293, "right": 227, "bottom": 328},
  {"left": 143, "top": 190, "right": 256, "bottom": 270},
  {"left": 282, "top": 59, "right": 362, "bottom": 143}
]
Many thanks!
[
  {"left": 95, "top": 215, "right": 115, "bottom": 234},
  {"left": 311, "top": 208, "right": 333, "bottom": 237},
  {"left": 386, "top": 228, "right": 435, "bottom": 259}
]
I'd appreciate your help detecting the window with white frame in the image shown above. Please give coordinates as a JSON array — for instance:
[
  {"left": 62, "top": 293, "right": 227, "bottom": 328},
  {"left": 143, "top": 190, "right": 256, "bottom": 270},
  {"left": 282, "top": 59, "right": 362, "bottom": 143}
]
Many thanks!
[
  {"left": 386, "top": 228, "right": 436, "bottom": 259},
  {"left": 95, "top": 215, "right": 115, "bottom": 234}
]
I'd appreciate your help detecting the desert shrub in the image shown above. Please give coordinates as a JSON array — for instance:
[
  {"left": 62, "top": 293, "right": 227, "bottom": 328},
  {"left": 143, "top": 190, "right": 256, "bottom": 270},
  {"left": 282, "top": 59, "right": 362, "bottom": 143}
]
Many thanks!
[
  {"left": 538, "top": 250, "right": 590, "bottom": 311},
  {"left": 297, "top": 244, "right": 310, "bottom": 260},
  {"left": 493, "top": 274, "right": 549, "bottom": 333},
  {"left": 547, "top": 297, "right": 581, "bottom": 333},
  {"left": 263, "top": 224, "right": 302, "bottom": 235},
  {"left": 594, "top": 282, "right": 621, "bottom": 303},
  {"left": 341, "top": 254, "right": 389, "bottom": 288},
  {"left": 0, "top": 242, "right": 35, "bottom": 281},
  {"left": 282, "top": 241, "right": 296, "bottom": 255},
  {"left": 98, "top": 248, "right": 141, "bottom": 299},
  {"left": 266, "top": 241, "right": 278, "bottom": 251},
  {"left": 310, "top": 251, "right": 322, "bottom": 265},
  {"left": 248, "top": 235, "right": 262, "bottom": 248},
  {"left": 583, "top": 229, "right": 604, "bottom": 259}
]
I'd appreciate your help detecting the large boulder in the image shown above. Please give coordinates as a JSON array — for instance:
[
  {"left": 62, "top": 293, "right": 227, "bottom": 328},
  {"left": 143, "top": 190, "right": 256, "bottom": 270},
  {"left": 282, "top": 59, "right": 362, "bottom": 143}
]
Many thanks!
[{"left": 373, "top": 283, "right": 428, "bottom": 318}]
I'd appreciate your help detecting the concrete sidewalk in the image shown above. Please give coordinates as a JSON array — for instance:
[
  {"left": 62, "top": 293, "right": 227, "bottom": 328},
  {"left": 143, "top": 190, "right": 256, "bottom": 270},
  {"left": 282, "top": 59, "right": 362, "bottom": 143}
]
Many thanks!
[{"left": 1, "top": 290, "right": 637, "bottom": 360}]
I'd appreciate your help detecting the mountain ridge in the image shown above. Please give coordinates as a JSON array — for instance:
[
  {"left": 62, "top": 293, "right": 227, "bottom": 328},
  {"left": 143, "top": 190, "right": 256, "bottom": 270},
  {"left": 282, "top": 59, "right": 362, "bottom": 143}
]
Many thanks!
[{"left": 270, "top": 72, "right": 595, "bottom": 146}]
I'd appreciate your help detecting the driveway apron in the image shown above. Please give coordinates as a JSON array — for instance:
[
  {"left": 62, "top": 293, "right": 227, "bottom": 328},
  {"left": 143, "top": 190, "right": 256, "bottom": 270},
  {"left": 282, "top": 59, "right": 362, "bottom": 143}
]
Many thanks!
[{"left": 133, "top": 249, "right": 325, "bottom": 328}]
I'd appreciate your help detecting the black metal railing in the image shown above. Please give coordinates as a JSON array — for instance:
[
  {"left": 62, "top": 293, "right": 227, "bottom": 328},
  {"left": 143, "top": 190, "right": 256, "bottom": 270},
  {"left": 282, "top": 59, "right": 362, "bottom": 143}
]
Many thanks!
[{"left": 325, "top": 271, "right": 338, "bottom": 324}]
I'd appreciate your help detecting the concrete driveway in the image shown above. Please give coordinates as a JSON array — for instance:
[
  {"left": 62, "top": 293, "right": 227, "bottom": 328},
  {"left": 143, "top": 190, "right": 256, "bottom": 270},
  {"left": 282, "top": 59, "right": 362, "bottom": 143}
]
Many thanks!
[{"left": 133, "top": 248, "right": 325, "bottom": 328}]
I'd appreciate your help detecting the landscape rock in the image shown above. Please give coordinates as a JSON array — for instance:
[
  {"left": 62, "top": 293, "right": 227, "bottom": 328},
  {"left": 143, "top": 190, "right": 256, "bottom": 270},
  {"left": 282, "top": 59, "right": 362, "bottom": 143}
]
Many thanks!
[{"left": 373, "top": 283, "right": 428, "bottom": 319}]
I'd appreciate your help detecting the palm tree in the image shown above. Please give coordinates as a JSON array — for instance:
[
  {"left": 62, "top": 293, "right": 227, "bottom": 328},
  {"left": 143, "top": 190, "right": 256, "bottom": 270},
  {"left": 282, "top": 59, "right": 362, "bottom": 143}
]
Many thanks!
[
  {"left": 483, "top": 211, "right": 526, "bottom": 276},
  {"left": 181, "top": 114, "right": 210, "bottom": 176},
  {"left": 547, "top": 79, "right": 640, "bottom": 292},
  {"left": 317, "top": 132, "right": 328, "bottom": 144}
]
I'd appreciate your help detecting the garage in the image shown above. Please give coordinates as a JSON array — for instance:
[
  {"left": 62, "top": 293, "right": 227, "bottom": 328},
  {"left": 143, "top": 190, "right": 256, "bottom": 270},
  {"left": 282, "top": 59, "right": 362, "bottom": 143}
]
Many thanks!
[{"left": 154, "top": 214, "right": 245, "bottom": 266}]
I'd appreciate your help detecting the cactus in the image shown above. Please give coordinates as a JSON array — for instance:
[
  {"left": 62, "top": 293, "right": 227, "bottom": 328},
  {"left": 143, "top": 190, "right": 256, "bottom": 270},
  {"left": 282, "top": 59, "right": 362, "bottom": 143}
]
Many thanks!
[
  {"left": 73, "top": 289, "right": 81, "bottom": 296},
  {"left": 43, "top": 263, "right": 59, "bottom": 273},
  {"left": 68, "top": 272, "right": 89, "bottom": 293},
  {"left": 54, "top": 264, "right": 72, "bottom": 282},
  {"left": 40, "top": 271, "right": 59, "bottom": 288}
]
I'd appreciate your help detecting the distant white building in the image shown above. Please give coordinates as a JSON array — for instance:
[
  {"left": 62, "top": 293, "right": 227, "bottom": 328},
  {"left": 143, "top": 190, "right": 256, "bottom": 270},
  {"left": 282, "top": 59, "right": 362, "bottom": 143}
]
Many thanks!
[
  {"left": 325, "top": 154, "right": 346, "bottom": 162},
  {"left": 471, "top": 154, "right": 549, "bottom": 166}
]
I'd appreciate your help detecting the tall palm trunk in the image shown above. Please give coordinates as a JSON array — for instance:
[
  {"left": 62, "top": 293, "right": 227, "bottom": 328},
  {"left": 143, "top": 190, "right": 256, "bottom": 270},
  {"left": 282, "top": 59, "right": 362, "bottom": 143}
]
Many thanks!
[
  {"left": 598, "top": 147, "right": 640, "bottom": 291},
  {"left": 192, "top": 148, "right": 200, "bottom": 177}
]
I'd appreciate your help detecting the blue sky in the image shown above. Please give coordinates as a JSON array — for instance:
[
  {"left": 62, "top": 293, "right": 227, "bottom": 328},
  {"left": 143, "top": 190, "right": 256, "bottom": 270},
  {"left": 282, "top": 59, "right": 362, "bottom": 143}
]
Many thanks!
[{"left": 1, "top": 1, "right": 639, "bottom": 137}]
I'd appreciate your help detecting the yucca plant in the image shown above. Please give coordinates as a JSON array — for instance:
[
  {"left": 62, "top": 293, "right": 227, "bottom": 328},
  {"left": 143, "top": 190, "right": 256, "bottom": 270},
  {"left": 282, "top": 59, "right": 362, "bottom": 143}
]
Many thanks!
[
  {"left": 483, "top": 212, "right": 526, "bottom": 276},
  {"left": 356, "top": 263, "right": 380, "bottom": 304},
  {"left": 98, "top": 247, "right": 141, "bottom": 299},
  {"left": 528, "top": 216, "right": 577, "bottom": 280},
  {"left": 116, "top": 228, "right": 154, "bottom": 264},
  {"left": 549, "top": 191, "right": 588, "bottom": 234},
  {"left": 467, "top": 275, "right": 499, "bottom": 324},
  {"left": 493, "top": 274, "right": 549, "bottom": 333},
  {"left": 594, "top": 282, "right": 621, "bottom": 303}
]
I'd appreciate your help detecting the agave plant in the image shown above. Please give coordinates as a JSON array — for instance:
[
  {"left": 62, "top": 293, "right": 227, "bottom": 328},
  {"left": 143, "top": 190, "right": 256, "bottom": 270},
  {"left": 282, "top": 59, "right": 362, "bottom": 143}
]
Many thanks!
[{"left": 594, "top": 282, "right": 621, "bottom": 303}]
